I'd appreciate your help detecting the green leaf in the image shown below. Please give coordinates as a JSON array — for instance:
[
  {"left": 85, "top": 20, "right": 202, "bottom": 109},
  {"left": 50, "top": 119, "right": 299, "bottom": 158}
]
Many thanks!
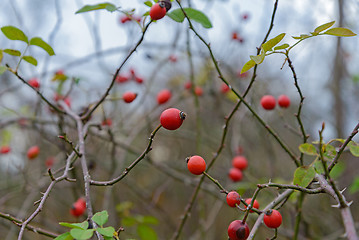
[
  {"left": 122, "top": 216, "right": 138, "bottom": 227},
  {"left": 274, "top": 43, "right": 289, "bottom": 50},
  {"left": 299, "top": 143, "right": 317, "bottom": 156},
  {"left": 167, "top": 8, "right": 212, "bottom": 28},
  {"left": 92, "top": 210, "right": 109, "bottom": 226},
  {"left": 4, "top": 49, "right": 21, "bottom": 56},
  {"left": 0, "top": 50, "right": 3, "bottom": 63},
  {"left": 293, "top": 166, "right": 316, "bottom": 187},
  {"left": 59, "top": 221, "right": 89, "bottom": 230},
  {"left": 313, "top": 160, "right": 325, "bottom": 174},
  {"left": 262, "top": 33, "right": 285, "bottom": 52},
  {"left": 22, "top": 56, "right": 38, "bottom": 66},
  {"left": 292, "top": 34, "right": 310, "bottom": 40},
  {"left": 75, "top": 3, "right": 117, "bottom": 14},
  {"left": 348, "top": 141, "right": 359, "bottom": 157},
  {"left": 314, "top": 21, "right": 335, "bottom": 33},
  {"left": 70, "top": 229, "right": 94, "bottom": 240},
  {"left": 1, "top": 26, "right": 28, "bottom": 43},
  {"left": 29, "top": 37, "right": 55, "bottom": 56},
  {"left": 250, "top": 55, "right": 263, "bottom": 64},
  {"left": 137, "top": 224, "right": 158, "bottom": 240},
  {"left": 144, "top": 1, "right": 152, "bottom": 7},
  {"left": 323, "top": 27, "right": 356, "bottom": 37},
  {"left": 330, "top": 161, "right": 345, "bottom": 179},
  {"left": 240, "top": 59, "right": 256, "bottom": 74},
  {"left": 54, "top": 232, "right": 74, "bottom": 240},
  {"left": 0, "top": 66, "right": 7, "bottom": 75},
  {"left": 96, "top": 227, "right": 115, "bottom": 237},
  {"left": 349, "top": 176, "right": 359, "bottom": 194},
  {"left": 323, "top": 144, "right": 337, "bottom": 159},
  {"left": 140, "top": 216, "right": 159, "bottom": 225}
]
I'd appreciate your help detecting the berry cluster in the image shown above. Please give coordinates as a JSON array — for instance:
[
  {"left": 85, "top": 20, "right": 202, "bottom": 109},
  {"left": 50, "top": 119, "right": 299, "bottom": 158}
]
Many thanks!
[
  {"left": 115, "top": 68, "right": 144, "bottom": 84},
  {"left": 260, "top": 94, "right": 291, "bottom": 110},
  {"left": 229, "top": 155, "right": 248, "bottom": 182}
]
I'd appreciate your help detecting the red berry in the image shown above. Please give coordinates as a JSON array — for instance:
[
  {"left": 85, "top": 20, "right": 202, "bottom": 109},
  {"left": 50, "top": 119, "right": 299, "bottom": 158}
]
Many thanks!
[
  {"left": 184, "top": 81, "right": 192, "bottom": 90},
  {"left": 242, "top": 13, "right": 249, "bottom": 20},
  {"left": 116, "top": 74, "right": 129, "bottom": 83},
  {"left": 229, "top": 168, "right": 243, "bottom": 182},
  {"left": 157, "top": 89, "right": 172, "bottom": 105},
  {"left": 245, "top": 198, "right": 259, "bottom": 212},
  {"left": 232, "top": 156, "right": 248, "bottom": 170},
  {"left": 226, "top": 191, "right": 241, "bottom": 208},
  {"left": 45, "top": 157, "right": 55, "bottom": 168},
  {"left": 187, "top": 155, "right": 206, "bottom": 175},
  {"left": 135, "top": 76, "right": 144, "bottom": 84},
  {"left": 0, "top": 145, "right": 11, "bottom": 154},
  {"left": 169, "top": 55, "right": 177, "bottom": 62},
  {"left": 120, "top": 15, "right": 131, "bottom": 24},
  {"left": 122, "top": 91, "right": 137, "bottom": 103},
  {"left": 160, "top": 108, "right": 186, "bottom": 130},
  {"left": 278, "top": 94, "right": 290, "bottom": 108},
  {"left": 232, "top": 32, "right": 238, "bottom": 40},
  {"left": 260, "top": 95, "right": 276, "bottom": 110},
  {"left": 221, "top": 83, "right": 230, "bottom": 93},
  {"left": 28, "top": 78, "right": 40, "bottom": 89},
  {"left": 102, "top": 118, "right": 112, "bottom": 127},
  {"left": 27, "top": 146, "right": 40, "bottom": 160},
  {"left": 70, "top": 198, "right": 86, "bottom": 217},
  {"left": 195, "top": 86, "right": 203, "bottom": 96},
  {"left": 55, "top": 69, "right": 64, "bottom": 75},
  {"left": 228, "top": 220, "right": 250, "bottom": 240},
  {"left": 63, "top": 97, "right": 71, "bottom": 108},
  {"left": 149, "top": 3, "right": 167, "bottom": 20},
  {"left": 263, "top": 209, "right": 282, "bottom": 228}
]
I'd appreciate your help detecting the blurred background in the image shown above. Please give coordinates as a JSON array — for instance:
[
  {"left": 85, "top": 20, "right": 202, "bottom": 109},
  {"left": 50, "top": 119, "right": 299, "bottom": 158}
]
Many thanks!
[{"left": 0, "top": 0, "right": 359, "bottom": 239}]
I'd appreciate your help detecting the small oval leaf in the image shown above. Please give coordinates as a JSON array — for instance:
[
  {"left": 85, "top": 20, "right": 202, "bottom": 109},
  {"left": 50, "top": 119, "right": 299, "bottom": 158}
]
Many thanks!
[
  {"left": 0, "top": 66, "right": 7, "bottom": 75},
  {"left": 241, "top": 59, "right": 256, "bottom": 74},
  {"left": 59, "top": 221, "right": 89, "bottom": 230},
  {"left": 293, "top": 166, "right": 316, "bottom": 187},
  {"left": 137, "top": 224, "right": 158, "bottom": 240},
  {"left": 54, "top": 232, "right": 74, "bottom": 240},
  {"left": 76, "top": 3, "right": 117, "bottom": 14},
  {"left": 92, "top": 210, "right": 109, "bottom": 226},
  {"left": 167, "top": 9, "right": 185, "bottom": 23},
  {"left": 262, "top": 33, "right": 285, "bottom": 52},
  {"left": 1, "top": 26, "right": 28, "bottom": 43},
  {"left": 299, "top": 143, "right": 317, "bottom": 156},
  {"left": 274, "top": 43, "right": 289, "bottom": 50},
  {"left": 167, "top": 8, "right": 212, "bottom": 28},
  {"left": 22, "top": 56, "right": 38, "bottom": 66},
  {"left": 314, "top": 21, "right": 335, "bottom": 33},
  {"left": 323, "top": 27, "right": 356, "bottom": 37},
  {"left": 4, "top": 49, "right": 21, "bottom": 56},
  {"left": 70, "top": 229, "right": 94, "bottom": 240},
  {"left": 348, "top": 141, "right": 359, "bottom": 157},
  {"left": 96, "top": 227, "right": 115, "bottom": 237},
  {"left": 29, "top": 37, "right": 55, "bottom": 56}
]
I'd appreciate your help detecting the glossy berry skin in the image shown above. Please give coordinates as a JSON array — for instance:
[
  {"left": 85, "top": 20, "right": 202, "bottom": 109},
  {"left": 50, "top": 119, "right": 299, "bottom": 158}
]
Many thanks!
[
  {"left": 70, "top": 198, "right": 86, "bottom": 217},
  {"left": 160, "top": 108, "right": 186, "bottom": 130},
  {"left": 229, "top": 168, "right": 243, "bottom": 182},
  {"left": 157, "top": 89, "right": 172, "bottom": 105},
  {"left": 122, "top": 91, "right": 137, "bottom": 103},
  {"left": 263, "top": 209, "right": 282, "bottom": 228},
  {"left": 232, "top": 156, "right": 248, "bottom": 170},
  {"left": 187, "top": 155, "right": 206, "bottom": 175},
  {"left": 228, "top": 220, "right": 250, "bottom": 240},
  {"left": 0, "top": 145, "right": 11, "bottom": 154},
  {"left": 27, "top": 146, "right": 40, "bottom": 160},
  {"left": 278, "top": 94, "right": 290, "bottom": 108},
  {"left": 245, "top": 198, "right": 259, "bottom": 212},
  {"left": 226, "top": 191, "right": 241, "bottom": 207},
  {"left": 28, "top": 78, "right": 40, "bottom": 89},
  {"left": 260, "top": 95, "right": 276, "bottom": 110},
  {"left": 149, "top": 3, "right": 167, "bottom": 20}
]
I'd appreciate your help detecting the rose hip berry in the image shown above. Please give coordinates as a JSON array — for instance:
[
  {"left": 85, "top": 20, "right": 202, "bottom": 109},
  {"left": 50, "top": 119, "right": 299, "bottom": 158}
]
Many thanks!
[
  {"left": 260, "top": 95, "right": 276, "bottom": 110},
  {"left": 28, "top": 78, "right": 40, "bottom": 89},
  {"left": 245, "top": 198, "right": 259, "bottom": 212},
  {"left": 0, "top": 145, "right": 11, "bottom": 154},
  {"left": 122, "top": 91, "right": 137, "bottom": 103},
  {"left": 221, "top": 83, "right": 230, "bottom": 93},
  {"left": 263, "top": 209, "right": 282, "bottom": 228},
  {"left": 226, "top": 191, "right": 241, "bottom": 208},
  {"left": 195, "top": 86, "right": 203, "bottom": 96},
  {"left": 27, "top": 146, "right": 40, "bottom": 160},
  {"left": 228, "top": 220, "right": 250, "bottom": 240},
  {"left": 278, "top": 94, "right": 290, "bottom": 108},
  {"left": 187, "top": 155, "right": 206, "bottom": 175},
  {"left": 160, "top": 108, "right": 186, "bottom": 130},
  {"left": 70, "top": 198, "right": 86, "bottom": 217},
  {"left": 157, "top": 89, "right": 172, "bottom": 105},
  {"left": 229, "top": 168, "right": 243, "bottom": 182},
  {"left": 116, "top": 74, "right": 129, "bottom": 83},
  {"left": 232, "top": 155, "right": 248, "bottom": 170},
  {"left": 149, "top": 3, "right": 167, "bottom": 20}
]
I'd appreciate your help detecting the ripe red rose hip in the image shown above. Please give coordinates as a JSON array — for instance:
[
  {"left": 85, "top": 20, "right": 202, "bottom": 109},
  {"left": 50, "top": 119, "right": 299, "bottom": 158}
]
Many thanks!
[
  {"left": 160, "top": 108, "right": 186, "bottom": 130},
  {"left": 28, "top": 78, "right": 40, "bottom": 89},
  {"left": 149, "top": 3, "right": 167, "bottom": 20},
  {"left": 0, "top": 145, "right": 11, "bottom": 154},
  {"left": 278, "top": 94, "right": 290, "bottom": 108},
  {"left": 116, "top": 74, "right": 129, "bottom": 83},
  {"left": 27, "top": 146, "right": 40, "bottom": 160},
  {"left": 263, "top": 209, "right": 282, "bottom": 228},
  {"left": 157, "top": 89, "right": 172, "bottom": 105},
  {"left": 187, "top": 155, "right": 206, "bottom": 175},
  {"left": 194, "top": 86, "right": 203, "bottom": 96},
  {"left": 245, "top": 198, "right": 259, "bottom": 212},
  {"left": 70, "top": 198, "right": 86, "bottom": 217},
  {"left": 226, "top": 191, "right": 241, "bottom": 207},
  {"left": 232, "top": 155, "right": 248, "bottom": 170},
  {"left": 260, "top": 95, "right": 276, "bottom": 110},
  {"left": 221, "top": 83, "right": 230, "bottom": 93},
  {"left": 228, "top": 220, "right": 250, "bottom": 240},
  {"left": 122, "top": 91, "right": 137, "bottom": 103},
  {"left": 229, "top": 168, "right": 243, "bottom": 182}
]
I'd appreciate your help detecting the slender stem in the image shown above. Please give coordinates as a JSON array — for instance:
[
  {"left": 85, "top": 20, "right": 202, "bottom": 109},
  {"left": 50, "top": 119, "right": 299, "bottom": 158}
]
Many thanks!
[{"left": 202, "top": 171, "right": 228, "bottom": 194}]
